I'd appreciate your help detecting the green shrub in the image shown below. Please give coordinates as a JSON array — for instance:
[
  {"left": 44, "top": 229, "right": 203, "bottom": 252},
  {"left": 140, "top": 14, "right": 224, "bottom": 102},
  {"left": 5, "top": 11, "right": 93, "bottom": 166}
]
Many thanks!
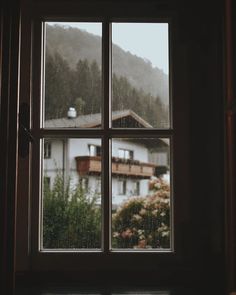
[
  {"left": 112, "top": 177, "right": 170, "bottom": 249},
  {"left": 43, "top": 172, "right": 101, "bottom": 249}
]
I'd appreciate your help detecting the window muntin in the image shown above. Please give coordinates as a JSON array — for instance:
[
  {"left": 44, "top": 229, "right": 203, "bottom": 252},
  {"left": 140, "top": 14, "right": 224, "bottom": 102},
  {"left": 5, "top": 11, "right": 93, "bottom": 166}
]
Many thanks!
[{"left": 39, "top": 21, "right": 172, "bottom": 253}]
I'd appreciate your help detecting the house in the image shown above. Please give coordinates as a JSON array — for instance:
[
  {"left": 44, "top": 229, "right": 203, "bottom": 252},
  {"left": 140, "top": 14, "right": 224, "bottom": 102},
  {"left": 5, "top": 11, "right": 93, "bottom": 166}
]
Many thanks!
[{"left": 44, "top": 108, "right": 169, "bottom": 207}]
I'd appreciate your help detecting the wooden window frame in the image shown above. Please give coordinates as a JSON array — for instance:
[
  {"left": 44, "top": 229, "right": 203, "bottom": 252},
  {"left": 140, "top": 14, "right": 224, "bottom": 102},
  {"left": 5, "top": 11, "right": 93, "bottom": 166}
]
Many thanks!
[
  {"left": 16, "top": 0, "right": 191, "bottom": 279},
  {"left": 30, "top": 17, "right": 176, "bottom": 271}
]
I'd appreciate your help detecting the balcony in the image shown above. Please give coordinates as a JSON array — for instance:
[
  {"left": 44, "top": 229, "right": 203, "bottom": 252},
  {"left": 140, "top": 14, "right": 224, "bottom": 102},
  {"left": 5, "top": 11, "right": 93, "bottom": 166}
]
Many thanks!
[{"left": 75, "top": 156, "right": 157, "bottom": 179}]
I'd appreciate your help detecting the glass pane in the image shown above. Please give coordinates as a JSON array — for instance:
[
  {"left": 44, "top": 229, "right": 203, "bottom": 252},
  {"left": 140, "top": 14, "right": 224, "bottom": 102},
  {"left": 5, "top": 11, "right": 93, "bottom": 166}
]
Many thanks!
[
  {"left": 112, "top": 23, "right": 169, "bottom": 129},
  {"left": 42, "top": 138, "right": 102, "bottom": 249},
  {"left": 44, "top": 22, "right": 102, "bottom": 128},
  {"left": 111, "top": 138, "right": 171, "bottom": 250}
]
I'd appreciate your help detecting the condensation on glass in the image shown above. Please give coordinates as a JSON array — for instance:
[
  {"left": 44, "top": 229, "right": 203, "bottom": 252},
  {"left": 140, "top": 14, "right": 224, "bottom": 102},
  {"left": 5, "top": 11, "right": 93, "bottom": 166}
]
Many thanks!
[
  {"left": 112, "top": 23, "right": 169, "bottom": 129},
  {"left": 41, "top": 138, "right": 102, "bottom": 249},
  {"left": 111, "top": 138, "right": 171, "bottom": 250},
  {"left": 43, "top": 22, "right": 102, "bottom": 128}
]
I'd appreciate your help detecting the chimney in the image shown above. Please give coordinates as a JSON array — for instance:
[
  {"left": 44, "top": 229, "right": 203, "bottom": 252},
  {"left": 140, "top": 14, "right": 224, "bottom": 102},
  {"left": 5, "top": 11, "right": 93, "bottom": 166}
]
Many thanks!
[{"left": 67, "top": 107, "right": 77, "bottom": 119}]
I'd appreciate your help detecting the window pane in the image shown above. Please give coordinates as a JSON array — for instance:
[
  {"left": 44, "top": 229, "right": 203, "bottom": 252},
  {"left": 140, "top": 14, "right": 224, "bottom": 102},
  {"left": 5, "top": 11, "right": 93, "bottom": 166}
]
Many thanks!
[
  {"left": 42, "top": 138, "right": 102, "bottom": 249},
  {"left": 44, "top": 22, "right": 102, "bottom": 128},
  {"left": 111, "top": 138, "right": 171, "bottom": 250},
  {"left": 112, "top": 23, "right": 169, "bottom": 129}
]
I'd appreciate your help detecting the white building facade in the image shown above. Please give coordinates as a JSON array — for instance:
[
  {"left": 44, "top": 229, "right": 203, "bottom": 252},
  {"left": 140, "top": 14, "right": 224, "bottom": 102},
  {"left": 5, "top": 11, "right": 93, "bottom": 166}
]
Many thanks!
[{"left": 44, "top": 110, "right": 169, "bottom": 207}]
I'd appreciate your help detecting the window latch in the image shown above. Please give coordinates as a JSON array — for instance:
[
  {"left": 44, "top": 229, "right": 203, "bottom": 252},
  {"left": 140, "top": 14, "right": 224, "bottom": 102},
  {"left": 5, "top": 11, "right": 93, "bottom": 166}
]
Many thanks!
[{"left": 19, "top": 102, "right": 34, "bottom": 158}]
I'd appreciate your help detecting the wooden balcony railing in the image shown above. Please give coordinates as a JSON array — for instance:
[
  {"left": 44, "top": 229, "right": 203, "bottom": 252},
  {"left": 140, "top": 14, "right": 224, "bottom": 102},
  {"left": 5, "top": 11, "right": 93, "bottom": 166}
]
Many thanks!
[{"left": 75, "top": 156, "right": 157, "bottom": 179}]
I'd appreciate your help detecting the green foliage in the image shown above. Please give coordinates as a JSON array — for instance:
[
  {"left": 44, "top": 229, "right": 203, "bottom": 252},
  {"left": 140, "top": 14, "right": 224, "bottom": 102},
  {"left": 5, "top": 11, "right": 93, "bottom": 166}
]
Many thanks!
[
  {"left": 45, "top": 52, "right": 74, "bottom": 119},
  {"left": 112, "top": 178, "right": 170, "bottom": 249},
  {"left": 43, "top": 172, "right": 101, "bottom": 249}
]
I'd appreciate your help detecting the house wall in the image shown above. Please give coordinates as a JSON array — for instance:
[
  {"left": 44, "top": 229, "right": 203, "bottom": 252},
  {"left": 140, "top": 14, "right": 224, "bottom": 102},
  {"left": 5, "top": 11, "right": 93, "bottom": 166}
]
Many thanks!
[{"left": 43, "top": 138, "right": 152, "bottom": 203}]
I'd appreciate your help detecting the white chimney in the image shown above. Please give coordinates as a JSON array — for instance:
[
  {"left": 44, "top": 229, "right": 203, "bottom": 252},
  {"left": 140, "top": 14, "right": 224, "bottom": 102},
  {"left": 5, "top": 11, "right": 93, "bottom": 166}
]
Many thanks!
[{"left": 67, "top": 107, "right": 77, "bottom": 119}]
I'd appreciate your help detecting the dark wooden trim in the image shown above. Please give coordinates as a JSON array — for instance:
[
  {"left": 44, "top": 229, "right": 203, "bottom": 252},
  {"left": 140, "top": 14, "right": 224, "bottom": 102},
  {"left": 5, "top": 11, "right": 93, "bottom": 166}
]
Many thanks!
[
  {"left": 225, "top": 0, "right": 236, "bottom": 292},
  {"left": 0, "top": 1, "right": 21, "bottom": 294}
]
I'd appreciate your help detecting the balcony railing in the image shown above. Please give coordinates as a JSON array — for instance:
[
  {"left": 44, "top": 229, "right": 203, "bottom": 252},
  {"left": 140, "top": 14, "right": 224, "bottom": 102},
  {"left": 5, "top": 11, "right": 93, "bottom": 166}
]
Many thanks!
[{"left": 75, "top": 156, "right": 157, "bottom": 179}]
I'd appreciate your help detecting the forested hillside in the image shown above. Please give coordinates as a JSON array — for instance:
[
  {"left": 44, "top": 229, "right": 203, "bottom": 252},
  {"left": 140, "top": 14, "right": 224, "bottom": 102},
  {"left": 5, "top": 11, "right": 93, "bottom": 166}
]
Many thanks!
[
  {"left": 45, "top": 24, "right": 169, "bottom": 128},
  {"left": 46, "top": 24, "right": 169, "bottom": 105},
  {"left": 45, "top": 54, "right": 168, "bottom": 128}
]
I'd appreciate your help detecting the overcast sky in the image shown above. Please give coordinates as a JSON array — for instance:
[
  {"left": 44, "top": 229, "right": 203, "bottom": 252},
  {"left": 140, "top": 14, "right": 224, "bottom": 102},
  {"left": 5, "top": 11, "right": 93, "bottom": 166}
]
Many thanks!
[{"left": 47, "top": 22, "right": 169, "bottom": 74}]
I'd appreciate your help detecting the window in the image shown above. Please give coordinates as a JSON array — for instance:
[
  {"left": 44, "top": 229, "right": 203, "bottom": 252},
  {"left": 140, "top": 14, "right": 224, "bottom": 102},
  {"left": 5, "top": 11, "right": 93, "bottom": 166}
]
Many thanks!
[
  {"left": 44, "top": 142, "right": 51, "bottom": 158},
  {"left": 89, "top": 144, "right": 101, "bottom": 157},
  {"left": 39, "top": 21, "right": 172, "bottom": 251},
  {"left": 133, "top": 181, "right": 140, "bottom": 195},
  {"left": 24, "top": 6, "right": 185, "bottom": 272},
  {"left": 36, "top": 21, "right": 172, "bottom": 253},
  {"left": 118, "top": 148, "right": 134, "bottom": 160},
  {"left": 79, "top": 177, "right": 89, "bottom": 191},
  {"left": 118, "top": 179, "right": 127, "bottom": 195}
]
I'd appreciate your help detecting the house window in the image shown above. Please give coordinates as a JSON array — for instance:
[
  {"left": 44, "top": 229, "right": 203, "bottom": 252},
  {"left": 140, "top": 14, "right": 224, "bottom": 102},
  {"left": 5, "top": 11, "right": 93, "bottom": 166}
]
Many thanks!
[
  {"left": 118, "top": 148, "right": 134, "bottom": 160},
  {"left": 133, "top": 181, "right": 140, "bottom": 195},
  {"left": 89, "top": 144, "right": 101, "bottom": 157},
  {"left": 118, "top": 179, "right": 127, "bottom": 195},
  {"left": 44, "top": 176, "right": 51, "bottom": 188},
  {"left": 95, "top": 178, "right": 102, "bottom": 194},
  {"left": 79, "top": 177, "right": 89, "bottom": 191},
  {"left": 31, "top": 18, "right": 172, "bottom": 260},
  {"left": 44, "top": 142, "right": 51, "bottom": 158}
]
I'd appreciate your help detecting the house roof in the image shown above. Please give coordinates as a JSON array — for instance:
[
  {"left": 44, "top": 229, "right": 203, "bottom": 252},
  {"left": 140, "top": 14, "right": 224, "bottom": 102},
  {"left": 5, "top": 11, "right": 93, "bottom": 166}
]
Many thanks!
[
  {"left": 45, "top": 110, "right": 169, "bottom": 146},
  {"left": 45, "top": 109, "right": 153, "bottom": 128}
]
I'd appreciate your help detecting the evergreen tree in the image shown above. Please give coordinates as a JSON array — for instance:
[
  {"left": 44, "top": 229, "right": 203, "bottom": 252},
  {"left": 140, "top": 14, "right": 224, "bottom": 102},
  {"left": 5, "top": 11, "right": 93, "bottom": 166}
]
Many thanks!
[
  {"left": 90, "top": 60, "right": 102, "bottom": 113},
  {"left": 45, "top": 52, "right": 73, "bottom": 119},
  {"left": 45, "top": 52, "right": 168, "bottom": 128}
]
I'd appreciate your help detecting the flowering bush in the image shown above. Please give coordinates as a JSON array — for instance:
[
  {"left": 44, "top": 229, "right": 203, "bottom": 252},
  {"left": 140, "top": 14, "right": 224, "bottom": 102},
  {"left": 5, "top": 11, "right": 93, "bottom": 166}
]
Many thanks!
[{"left": 112, "top": 177, "right": 170, "bottom": 249}]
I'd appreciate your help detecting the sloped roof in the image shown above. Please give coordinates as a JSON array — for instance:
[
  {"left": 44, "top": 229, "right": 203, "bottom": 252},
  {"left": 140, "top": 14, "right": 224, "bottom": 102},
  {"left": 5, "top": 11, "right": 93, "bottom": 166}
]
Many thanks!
[{"left": 45, "top": 109, "right": 153, "bottom": 128}]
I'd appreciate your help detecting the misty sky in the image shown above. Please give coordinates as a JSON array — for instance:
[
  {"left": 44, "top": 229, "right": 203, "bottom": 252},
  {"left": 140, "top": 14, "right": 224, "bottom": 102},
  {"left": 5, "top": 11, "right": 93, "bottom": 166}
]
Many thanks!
[{"left": 47, "top": 22, "right": 169, "bottom": 74}]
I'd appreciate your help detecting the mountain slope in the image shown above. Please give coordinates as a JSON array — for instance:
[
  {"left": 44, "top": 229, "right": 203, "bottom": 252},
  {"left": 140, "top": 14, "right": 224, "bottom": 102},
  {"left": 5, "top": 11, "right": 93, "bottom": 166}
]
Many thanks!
[{"left": 46, "top": 24, "right": 169, "bottom": 105}]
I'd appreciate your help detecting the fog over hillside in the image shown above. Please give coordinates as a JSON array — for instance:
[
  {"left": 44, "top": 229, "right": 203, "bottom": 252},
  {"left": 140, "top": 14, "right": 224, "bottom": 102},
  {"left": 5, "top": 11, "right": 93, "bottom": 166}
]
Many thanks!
[{"left": 46, "top": 24, "right": 169, "bottom": 105}]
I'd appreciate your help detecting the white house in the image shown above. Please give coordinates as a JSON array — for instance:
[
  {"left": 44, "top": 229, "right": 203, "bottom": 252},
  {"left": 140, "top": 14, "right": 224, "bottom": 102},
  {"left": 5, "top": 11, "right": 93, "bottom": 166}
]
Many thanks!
[{"left": 44, "top": 109, "right": 169, "bottom": 208}]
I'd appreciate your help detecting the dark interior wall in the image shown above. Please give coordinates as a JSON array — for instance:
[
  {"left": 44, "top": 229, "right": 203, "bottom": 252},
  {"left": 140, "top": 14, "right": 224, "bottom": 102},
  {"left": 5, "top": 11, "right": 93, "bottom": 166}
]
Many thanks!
[
  {"left": 233, "top": 0, "right": 236, "bottom": 102},
  {"left": 226, "top": 0, "right": 236, "bottom": 291},
  {"left": 0, "top": 1, "right": 21, "bottom": 294},
  {"left": 171, "top": 0, "right": 225, "bottom": 283},
  {"left": 183, "top": 1, "right": 224, "bottom": 253}
]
